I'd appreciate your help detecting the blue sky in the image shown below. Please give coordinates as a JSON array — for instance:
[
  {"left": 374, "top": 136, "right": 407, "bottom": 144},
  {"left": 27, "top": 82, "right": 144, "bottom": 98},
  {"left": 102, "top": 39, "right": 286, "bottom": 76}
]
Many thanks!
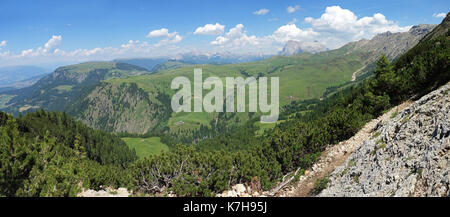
[{"left": 0, "top": 0, "right": 448, "bottom": 67}]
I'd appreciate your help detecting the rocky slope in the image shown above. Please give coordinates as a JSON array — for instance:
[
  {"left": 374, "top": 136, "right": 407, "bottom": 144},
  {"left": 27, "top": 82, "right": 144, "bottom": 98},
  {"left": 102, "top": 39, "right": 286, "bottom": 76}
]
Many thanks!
[
  {"left": 319, "top": 82, "right": 450, "bottom": 197},
  {"left": 280, "top": 24, "right": 436, "bottom": 81},
  {"left": 344, "top": 24, "right": 436, "bottom": 61},
  {"left": 70, "top": 82, "right": 170, "bottom": 134},
  {"left": 343, "top": 24, "right": 436, "bottom": 79},
  {"left": 276, "top": 100, "right": 412, "bottom": 197},
  {"left": 280, "top": 24, "right": 436, "bottom": 59}
]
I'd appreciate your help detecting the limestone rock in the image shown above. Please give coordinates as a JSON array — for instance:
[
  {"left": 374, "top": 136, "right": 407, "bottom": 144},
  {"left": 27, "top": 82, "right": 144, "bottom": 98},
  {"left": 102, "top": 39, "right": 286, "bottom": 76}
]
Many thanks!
[
  {"left": 319, "top": 83, "right": 450, "bottom": 197},
  {"left": 232, "top": 184, "right": 246, "bottom": 194}
]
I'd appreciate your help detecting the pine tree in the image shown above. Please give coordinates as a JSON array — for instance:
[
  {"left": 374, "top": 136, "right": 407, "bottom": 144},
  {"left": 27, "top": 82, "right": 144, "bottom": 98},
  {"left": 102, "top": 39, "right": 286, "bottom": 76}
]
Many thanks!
[
  {"left": 74, "top": 133, "right": 87, "bottom": 160},
  {"left": 0, "top": 118, "right": 34, "bottom": 196},
  {"left": 372, "top": 54, "right": 395, "bottom": 96}
]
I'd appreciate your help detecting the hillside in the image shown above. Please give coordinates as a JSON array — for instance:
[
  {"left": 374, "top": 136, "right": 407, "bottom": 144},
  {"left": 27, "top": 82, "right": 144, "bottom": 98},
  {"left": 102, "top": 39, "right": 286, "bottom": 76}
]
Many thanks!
[
  {"left": 2, "top": 61, "right": 150, "bottom": 114},
  {"left": 208, "top": 14, "right": 450, "bottom": 197},
  {"left": 87, "top": 49, "right": 365, "bottom": 137},
  {"left": 341, "top": 24, "right": 437, "bottom": 78},
  {"left": 319, "top": 82, "right": 449, "bottom": 196},
  {"left": 0, "top": 23, "right": 436, "bottom": 139},
  {"left": 150, "top": 60, "right": 192, "bottom": 73},
  {"left": 114, "top": 58, "right": 168, "bottom": 71},
  {"left": 68, "top": 82, "right": 171, "bottom": 134},
  {"left": 275, "top": 100, "right": 412, "bottom": 197},
  {"left": 71, "top": 24, "right": 435, "bottom": 137},
  {"left": 0, "top": 109, "right": 137, "bottom": 196},
  {"left": 345, "top": 24, "right": 436, "bottom": 60},
  {"left": 114, "top": 52, "right": 270, "bottom": 71},
  {"left": 0, "top": 23, "right": 440, "bottom": 147}
]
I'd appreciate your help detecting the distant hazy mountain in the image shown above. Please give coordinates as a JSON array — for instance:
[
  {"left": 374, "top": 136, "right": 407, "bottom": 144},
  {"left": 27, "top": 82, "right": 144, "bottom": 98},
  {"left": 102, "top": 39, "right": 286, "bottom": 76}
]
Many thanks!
[
  {"left": 174, "top": 51, "right": 270, "bottom": 64},
  {"left": 280, "top": 40, "right": 328, "bottom": 56},
  {"left": 0, "top": 65, "right": 49, "bottom": 87},
  {"left": 113, "top": 58, "right": 168, "bottom": 71},
  {"left": 150, "top": 60, "right": 192, "bottom": 73},
  {"left": 114, "top": 52, "right": 271, "bottom": 72},
  {"left": 1, "top": 74, "right": 47, "bottom": 91}
]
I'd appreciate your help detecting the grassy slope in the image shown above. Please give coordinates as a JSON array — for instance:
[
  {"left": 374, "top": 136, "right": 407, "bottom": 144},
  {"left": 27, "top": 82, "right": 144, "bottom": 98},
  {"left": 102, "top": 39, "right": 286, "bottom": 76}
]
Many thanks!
[
  {"left": 122, "top": 137, "right": 169, "bottom": 158},
  {"left": 152, "top": 61, "right": 192, "bottom": 72},
  {"left": 1, "top": 61, "right": 152, "bottom": 115},
  {"left": 59, "top": 61, "right": 116, "bottom": 74},
  {"left": 106, "top": 47, "right": 366, "bottom": 132}
]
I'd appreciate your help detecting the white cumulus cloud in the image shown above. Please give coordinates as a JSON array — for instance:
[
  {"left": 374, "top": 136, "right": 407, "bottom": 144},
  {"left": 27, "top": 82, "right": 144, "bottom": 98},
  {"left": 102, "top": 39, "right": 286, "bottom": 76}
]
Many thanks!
[
  {"left": 270, "top": 24, "right": 319, "bottom": 43},
  {"left": 304, "top": 6, "right": 411, "bottom": 48},
  {"left": 146, "top": 28, "right": 182, "bottom": 46},
  {"left": 17, "top": 35, "right": 63, "bottom": 57},
  {"left": 43, "top": 35, "right": 62, "bottom": 53},
  {"left": 0, "top": 40, "right": 6, "bottom": 47},
  {"left": 211, "top": 24, "right": 259, "bottom": 48},
  {"left": 287, "top": 5, "right": 300, "bottom": 13},
  {"left": 147, "top": 28, "right": 177, "bottom": 38},
  {"left": 156, "top": 34, "right": 182, "bottom": 46},
  {"left": 253, "top": 8, "right": 269, "bottom": 15},
  {"left": 20, "top": 49, "right": 34, "bottom": 57},
  {"left": 194, "top": 23, "right": 225, "bottom": 35},
  {"left": 433, "top": 13, "right": 446, "bottom": 18}
]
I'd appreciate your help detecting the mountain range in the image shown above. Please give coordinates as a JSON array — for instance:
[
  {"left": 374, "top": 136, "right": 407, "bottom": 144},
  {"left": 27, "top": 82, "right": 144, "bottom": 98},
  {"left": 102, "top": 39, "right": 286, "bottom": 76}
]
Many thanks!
[
  {"left": 280, "top": 24, "right": 436, "bottom": 62},
  {"left": 114, "top": 51, "right": 271, "bottom": 72},
  {"left": 0, "top": 22, "right": 438, "bottom": 137}
]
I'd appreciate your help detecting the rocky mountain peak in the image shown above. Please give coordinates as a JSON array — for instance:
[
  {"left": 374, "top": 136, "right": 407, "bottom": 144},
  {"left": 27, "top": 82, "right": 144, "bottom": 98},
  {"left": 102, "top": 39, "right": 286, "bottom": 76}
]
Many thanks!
[{"left": 280, "top": 40, "right": 327, "bottom": 56}]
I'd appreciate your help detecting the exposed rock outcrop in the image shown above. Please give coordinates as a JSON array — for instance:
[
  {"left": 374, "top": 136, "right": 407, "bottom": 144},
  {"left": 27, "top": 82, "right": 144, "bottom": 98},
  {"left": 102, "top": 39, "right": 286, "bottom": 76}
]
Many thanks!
[
  {"left": 216, "top": 183, "right": 269, "bottom": 197},
  {"left": 344, "top": 24, "right": 436, "bottom": 61},
  {"left": 319, "top": 83, "right": 450, "bottom": 197},
  {"left": 78, "top": 187, "right": 131, "bottom": 197}
]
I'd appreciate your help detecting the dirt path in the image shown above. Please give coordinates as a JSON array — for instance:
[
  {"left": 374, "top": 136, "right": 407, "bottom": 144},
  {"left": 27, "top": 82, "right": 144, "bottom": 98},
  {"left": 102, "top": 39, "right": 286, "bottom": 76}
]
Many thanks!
[
  {"left": 277, "top": 101, "right": 412, "bottom": 197},
  {"left": 351, "top": 66, "right": 366, "bottom": 81}
]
